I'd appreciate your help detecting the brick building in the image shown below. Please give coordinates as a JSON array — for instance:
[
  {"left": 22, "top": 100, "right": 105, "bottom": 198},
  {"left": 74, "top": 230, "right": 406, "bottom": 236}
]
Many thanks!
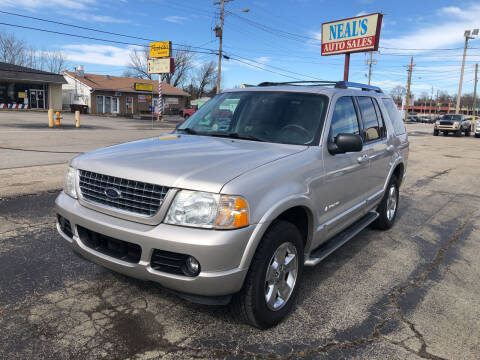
[{"left": 62, "top": 68, "right": 189, "bottom": 116}]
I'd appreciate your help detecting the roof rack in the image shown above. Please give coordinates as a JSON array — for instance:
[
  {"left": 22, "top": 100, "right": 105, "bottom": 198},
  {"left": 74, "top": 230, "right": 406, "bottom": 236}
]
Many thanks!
[{"left": 256, "top": 80, "right": 383, "bottom": 93}]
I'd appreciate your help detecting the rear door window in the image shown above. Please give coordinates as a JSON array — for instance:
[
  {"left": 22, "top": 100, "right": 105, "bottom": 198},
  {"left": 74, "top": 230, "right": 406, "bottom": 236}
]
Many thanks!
[
  {"left": 382, "top": 98, "right": 406, "bottom": 135},
  {"left": 357, "top": 97, "right": 381, "bottom": 142}
]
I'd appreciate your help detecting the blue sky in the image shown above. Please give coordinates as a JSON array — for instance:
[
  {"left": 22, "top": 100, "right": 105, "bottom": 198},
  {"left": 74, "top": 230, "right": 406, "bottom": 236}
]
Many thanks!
[{"left": 1, "top": 0, "right": 480, "bottom": 97}]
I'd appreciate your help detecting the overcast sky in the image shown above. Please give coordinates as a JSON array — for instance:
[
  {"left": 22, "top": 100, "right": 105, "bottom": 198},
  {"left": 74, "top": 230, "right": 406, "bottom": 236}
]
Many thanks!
[{"left": 1, "top": 0, "right": 480, "bottom": 96}]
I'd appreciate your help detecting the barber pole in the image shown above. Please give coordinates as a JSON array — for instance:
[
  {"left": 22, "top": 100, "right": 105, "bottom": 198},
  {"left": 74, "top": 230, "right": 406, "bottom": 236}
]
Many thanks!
[{"left": 157, "top": 80, "right": 162, "bottom": 120}]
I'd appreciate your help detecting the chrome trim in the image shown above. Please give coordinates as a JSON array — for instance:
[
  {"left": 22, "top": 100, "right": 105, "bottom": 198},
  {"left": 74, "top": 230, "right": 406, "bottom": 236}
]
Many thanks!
[{"left": 324, "top": 200, "right": 366, "bottom": 229}]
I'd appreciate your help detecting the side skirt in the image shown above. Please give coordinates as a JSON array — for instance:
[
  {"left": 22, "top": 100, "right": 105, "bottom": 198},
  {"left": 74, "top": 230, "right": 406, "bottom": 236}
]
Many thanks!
[{"left": 304, "top": 211, "right": 379, "bottom": 267}]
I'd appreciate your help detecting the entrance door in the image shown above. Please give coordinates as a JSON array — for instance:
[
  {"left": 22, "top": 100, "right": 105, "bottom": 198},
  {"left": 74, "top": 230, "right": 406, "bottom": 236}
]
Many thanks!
[
  {"left": 105, "top": 97, "right": 111, "bottom": 113},
  {"left": 37, "top": 90, "right": 45, "bottom": 109},
  {"left": 29, "top": 89, "right": 45, "bottom": 109},
  {"left": 30, "top": 90, "right": 38, "bottom": 109}
]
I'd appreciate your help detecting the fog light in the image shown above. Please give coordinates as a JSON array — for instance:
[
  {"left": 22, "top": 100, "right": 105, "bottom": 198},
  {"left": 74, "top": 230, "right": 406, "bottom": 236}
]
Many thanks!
[{"left": 184, "top": 256, "right": 200, "bottom": 276}]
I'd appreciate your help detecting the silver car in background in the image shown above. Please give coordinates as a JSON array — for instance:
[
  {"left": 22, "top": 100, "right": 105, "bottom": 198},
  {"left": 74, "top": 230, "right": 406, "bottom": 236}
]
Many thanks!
[{"left": 56, "top": 81, "right": 408, "bottom": 328}]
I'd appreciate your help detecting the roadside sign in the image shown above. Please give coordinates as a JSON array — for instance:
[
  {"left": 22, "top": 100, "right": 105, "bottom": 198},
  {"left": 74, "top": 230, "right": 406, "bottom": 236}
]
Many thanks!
[
  {"left": 150, "top": 41, "right": 171, "bottom": 58},
  {"left": 148, "top": 58, "right": 175, "bottom": 74},
  {"left": 134, "top": 82, "right": 153, "bottom": 92},
  {"left": 321, "top": 13, "right": 382, "bottom": 56}
]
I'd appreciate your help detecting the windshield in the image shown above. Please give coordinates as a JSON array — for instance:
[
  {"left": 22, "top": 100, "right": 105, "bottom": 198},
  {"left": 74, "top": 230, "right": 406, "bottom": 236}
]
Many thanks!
[
  {"left": 176, "top": 91, "right": 328, "bottom": 145},
  {"left": 442, "top": 114, "right": 462, "bottom": 121}
]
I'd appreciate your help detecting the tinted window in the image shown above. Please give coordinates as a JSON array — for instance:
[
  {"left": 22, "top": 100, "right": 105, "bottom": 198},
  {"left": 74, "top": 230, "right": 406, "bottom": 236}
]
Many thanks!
[
  {"left": 357, "top": 97, "right": 380, "bottom": 142},
  {"left": 372, "top": 98, "right": 386, "bottom": 138},
  {"left": 330, "top": 96, "right": 360, "bottom": 140},
  {"left": 382, "top": 98, "right": 406, "bottom": 135}
]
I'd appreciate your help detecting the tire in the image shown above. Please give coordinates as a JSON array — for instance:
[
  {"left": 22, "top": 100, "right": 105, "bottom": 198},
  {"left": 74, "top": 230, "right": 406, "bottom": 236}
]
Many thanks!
[
  {"left": 455, "top": 129, "right": 462, "bottom": 137},
  {"left": 372, "top": 175, "right": 399, "bottom": 230},
  {"left": 433, "top": 129, "right": 439, "bottom": 136},
  {"left": 184, "top": 114, "right": 190, "bottom": 120},
  {"left": 465, "top": 131, "right": 471, "bottom": 136},
  {"left": 475, "top": 134, "right": 480, "bottom": 138},
  {"left": 231, "top": 220, "right": 304, "bottom": 329}
]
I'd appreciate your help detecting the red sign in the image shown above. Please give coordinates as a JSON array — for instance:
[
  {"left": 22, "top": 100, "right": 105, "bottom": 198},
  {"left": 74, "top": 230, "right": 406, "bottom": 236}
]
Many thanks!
[{"left": 321, "top": 13, "right": 382, "bottom": 56}]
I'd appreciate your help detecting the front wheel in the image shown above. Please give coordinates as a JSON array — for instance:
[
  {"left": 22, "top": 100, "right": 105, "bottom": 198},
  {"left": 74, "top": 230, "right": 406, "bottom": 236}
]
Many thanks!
[
  {"left": 372, "top": 175, "right": 399, "bottom": 230},
  {"left": 433, "top": 129, "right": 439, "bottom": 136},
  {"left": 231, "top": 220, "right": 303, "bottom": 328},
  {"left": 455, "top": 129, "right": 462, "bottom": 137}
]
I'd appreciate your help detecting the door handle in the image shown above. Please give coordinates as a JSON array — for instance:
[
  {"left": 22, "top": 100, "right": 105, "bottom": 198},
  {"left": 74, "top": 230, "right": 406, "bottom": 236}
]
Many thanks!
[
  {"left": 386, "top": 145, "right": 395, "bottom": 152},
  {"left": 357, "top": 154, "right": 368, "bottom": 163}
]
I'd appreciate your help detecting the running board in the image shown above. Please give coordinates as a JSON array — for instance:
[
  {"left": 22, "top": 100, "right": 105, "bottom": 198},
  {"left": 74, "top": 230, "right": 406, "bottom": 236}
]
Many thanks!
[{"left": 304, "top": 211, "right": 379, "bottom": 267}]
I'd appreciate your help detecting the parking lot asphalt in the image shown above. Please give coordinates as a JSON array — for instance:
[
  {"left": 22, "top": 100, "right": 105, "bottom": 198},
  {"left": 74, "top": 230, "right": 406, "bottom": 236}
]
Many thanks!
[{"left": 0, "top": 122, "right": 479, "bottom": 359}]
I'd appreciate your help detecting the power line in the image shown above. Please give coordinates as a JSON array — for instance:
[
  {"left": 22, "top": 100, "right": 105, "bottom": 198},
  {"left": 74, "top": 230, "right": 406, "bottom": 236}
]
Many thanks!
[
  {"left": 0, "top": 22, "right": 218, "bottom": 56},
  {"left": 0, "top": 11, "right": 217, "bottom": 53}
]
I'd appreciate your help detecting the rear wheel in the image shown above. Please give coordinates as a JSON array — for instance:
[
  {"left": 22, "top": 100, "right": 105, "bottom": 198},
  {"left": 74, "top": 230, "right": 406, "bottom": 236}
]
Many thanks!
[
  {"left": 184, "top": 114, "right": 190, "bottom": 120},
  {"left": 372, "top": 175, "right": 399, "bottom": 230},
  {"left": 231, "top": 220, "right": 303, "bottom": 329}
]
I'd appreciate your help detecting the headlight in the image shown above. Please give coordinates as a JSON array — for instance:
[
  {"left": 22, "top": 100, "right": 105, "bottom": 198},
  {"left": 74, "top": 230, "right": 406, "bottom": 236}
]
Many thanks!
[
  {"left": 164, "top": 190, "right": 249, "bottom": 229},
  {"left": 435, "top": 121, "right": 440, "bottom": 125},
  {"left": 64, "top": 166, "right": 78, "bottom": 199}
]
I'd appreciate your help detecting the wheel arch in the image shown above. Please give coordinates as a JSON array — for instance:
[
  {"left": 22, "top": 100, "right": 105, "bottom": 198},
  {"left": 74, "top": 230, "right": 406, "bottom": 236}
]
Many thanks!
[{"left": 239, "top": 196, "right": 316, "bottom": 270}]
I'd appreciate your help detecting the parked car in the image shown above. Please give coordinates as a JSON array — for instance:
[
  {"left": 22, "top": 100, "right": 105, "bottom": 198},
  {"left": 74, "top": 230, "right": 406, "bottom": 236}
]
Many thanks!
[
  {"left": 433, "top": 114, "right": 471, "bottom": 136},
  {"left": 179, "top": 105, "right": 198, "bottom": 119},
  {"left": 475, "top": 119, "right": 480, "bottom": 138},
  {"left": 55, "top": 81, "right": 408, "bottom": 328}
]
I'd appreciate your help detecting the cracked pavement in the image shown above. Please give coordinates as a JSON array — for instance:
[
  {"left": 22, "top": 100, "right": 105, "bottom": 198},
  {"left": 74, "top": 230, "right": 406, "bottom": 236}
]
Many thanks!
[{"left": 0, "top": 124, "right": 479, "bottom": 359}]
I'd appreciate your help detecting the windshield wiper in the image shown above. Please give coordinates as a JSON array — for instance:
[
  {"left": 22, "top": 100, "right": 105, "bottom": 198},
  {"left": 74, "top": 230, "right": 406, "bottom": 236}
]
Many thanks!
[
  {"left": 177, "top": 127, "right": 198, "bottom": 135},
  {"left": 209, "top": 132, "right": 265, "bottom": 142}
]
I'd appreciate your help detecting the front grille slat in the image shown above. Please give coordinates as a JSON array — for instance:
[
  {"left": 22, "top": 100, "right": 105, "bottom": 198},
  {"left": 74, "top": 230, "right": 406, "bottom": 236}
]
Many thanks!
[{"left": 79, "top": 170, "right": 169, "bottom": 216}]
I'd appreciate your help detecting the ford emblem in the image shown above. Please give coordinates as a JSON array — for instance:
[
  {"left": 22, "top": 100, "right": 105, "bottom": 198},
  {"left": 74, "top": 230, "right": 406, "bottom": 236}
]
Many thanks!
[{"left": 105, "top": 187, "right": 121, "bottom": 199}]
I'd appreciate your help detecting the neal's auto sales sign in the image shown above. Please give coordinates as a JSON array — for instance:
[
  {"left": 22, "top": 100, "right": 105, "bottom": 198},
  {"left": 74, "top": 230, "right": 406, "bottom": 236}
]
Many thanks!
[{"left": 321, "top": 13, "right": 383, "bottom": 56}]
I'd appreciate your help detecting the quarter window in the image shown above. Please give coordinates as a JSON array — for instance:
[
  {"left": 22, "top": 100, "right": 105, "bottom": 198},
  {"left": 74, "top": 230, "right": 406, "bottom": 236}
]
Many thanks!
[
  {"left": 329, "top": 96, "right": 360, "bottom": 141},
  {"left": 357, "top": 97, "right": 381, "bottom": 142},
  {"left": 382, "top": 98, "right": 406, "bottom": 135},
  {"left": 372, "top": 98, "right": 387, "bottom": 138}
]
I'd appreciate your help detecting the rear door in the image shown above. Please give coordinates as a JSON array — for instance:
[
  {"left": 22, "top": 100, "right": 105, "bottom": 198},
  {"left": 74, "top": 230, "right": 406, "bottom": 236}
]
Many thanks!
[
  {"left": 320, "top": 96, "right": 370, "bottom": 238},
  {"left": 356, "top": 96, "right": 391, "bottom": 204}
]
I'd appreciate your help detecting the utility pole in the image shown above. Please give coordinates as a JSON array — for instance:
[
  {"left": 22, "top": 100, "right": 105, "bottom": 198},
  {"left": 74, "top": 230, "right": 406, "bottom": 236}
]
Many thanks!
[
  {"left": 473, "top": 63, "right": 478, "bottom": 132},
  {"left": 366, "top": 52, "right": 374, "bottom": 85},
  {"left": 404, "top": 56, "right": 414, "bottom": 123},
  {"left": 456, "top": 29, "right": 479, "bottom": 114},
  {"left": 214, "top": 0, "right": 229, "bottom": 94},
  {"left": 436, "top": 89, "right": 439, "bottom": 117},
  {"left": 430, "top": 86, "right": 434, "bottom": 115}
]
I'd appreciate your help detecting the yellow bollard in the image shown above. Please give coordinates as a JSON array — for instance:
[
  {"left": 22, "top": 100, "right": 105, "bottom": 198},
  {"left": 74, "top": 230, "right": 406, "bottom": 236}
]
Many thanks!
[
  {"left": 75, "top": 110, "right": 80, "bottom": 128},
  {"left": 48, "top": 109, "right": 54, "bottom": 128},
  {"left": 55, "top": 111, "right": 61, "bottom": 126}
]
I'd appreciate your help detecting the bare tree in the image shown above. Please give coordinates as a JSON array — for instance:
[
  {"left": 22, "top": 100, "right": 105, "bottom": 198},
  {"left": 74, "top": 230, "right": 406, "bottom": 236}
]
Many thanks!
[
  {"left": 124, "top": 47, "right": 151, "bottom": 79},
  {"left": 0, "top": 31, "right": 34, "bottom": 67},
  {"left": 124, "top": 47, "right": 195, "bottom": 87},
  {"left": 161, "top": 49, "right": 195, "bottom": 88},
  {"left": 389, "top": 85, "right": 406, "bottom": 102},
  {"left": 194, "top": 61, "right": 217, "bottom": 98},
  {"left": 43, "top": 51, "right": 68, "bottom": 73}
]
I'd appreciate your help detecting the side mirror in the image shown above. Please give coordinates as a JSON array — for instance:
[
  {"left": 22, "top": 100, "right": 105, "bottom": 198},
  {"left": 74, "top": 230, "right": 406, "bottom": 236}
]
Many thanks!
[{"left": 328, "top": 133, "right": 363, "bottom": 155}]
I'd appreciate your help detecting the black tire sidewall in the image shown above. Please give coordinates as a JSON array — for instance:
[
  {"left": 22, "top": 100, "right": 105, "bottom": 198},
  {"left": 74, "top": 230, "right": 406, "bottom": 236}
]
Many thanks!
[{"left": 249, "top": 221, "right": 304, "bottom": 328}]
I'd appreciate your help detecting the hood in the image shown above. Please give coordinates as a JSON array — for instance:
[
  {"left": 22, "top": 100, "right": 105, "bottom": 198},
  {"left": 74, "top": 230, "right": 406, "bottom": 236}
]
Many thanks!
[{"left": 71, "top": 134, "right": 307, "bottom": 193}]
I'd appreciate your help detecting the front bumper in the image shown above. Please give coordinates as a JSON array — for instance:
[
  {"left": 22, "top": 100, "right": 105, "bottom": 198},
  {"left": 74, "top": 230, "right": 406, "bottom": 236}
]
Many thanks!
[
  {"left": 55, "top": 192, "right": 253, "bottom": 296},
  {"left": 435, "top": 125, "right": 459, "bottom": 131}
]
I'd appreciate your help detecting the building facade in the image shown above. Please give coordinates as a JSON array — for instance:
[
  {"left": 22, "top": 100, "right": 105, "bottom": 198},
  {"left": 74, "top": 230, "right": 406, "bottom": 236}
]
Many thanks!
[
  {"left": 0, "top": 62, "right": 65, "bottom": 110},
  {"left": 62, "top": 69, "right": 189, "bottom": 116}
]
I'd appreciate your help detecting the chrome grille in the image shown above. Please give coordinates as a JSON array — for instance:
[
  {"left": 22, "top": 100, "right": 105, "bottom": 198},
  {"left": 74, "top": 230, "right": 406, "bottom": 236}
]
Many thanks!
[
  {"left": 439, "top": 121, "right": 453, "bottom": 126},
  {"left": 78, "top": 170, "right": 169, "bottom": 216}
]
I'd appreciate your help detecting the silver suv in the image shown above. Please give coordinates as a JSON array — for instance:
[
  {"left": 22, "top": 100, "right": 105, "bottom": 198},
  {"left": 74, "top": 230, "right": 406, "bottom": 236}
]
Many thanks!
[{"left": 56, "top": 81, "right": 408, "bottom": 328}]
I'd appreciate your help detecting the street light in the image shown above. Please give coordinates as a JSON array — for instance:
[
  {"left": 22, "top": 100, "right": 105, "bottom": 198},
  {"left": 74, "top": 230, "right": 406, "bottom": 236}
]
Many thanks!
[
  {"left": 214, "top": 1, "right": 250, "bottom": 94},
  {"left": 455, "top": 28, "right": 479, "bottom": 114}
]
